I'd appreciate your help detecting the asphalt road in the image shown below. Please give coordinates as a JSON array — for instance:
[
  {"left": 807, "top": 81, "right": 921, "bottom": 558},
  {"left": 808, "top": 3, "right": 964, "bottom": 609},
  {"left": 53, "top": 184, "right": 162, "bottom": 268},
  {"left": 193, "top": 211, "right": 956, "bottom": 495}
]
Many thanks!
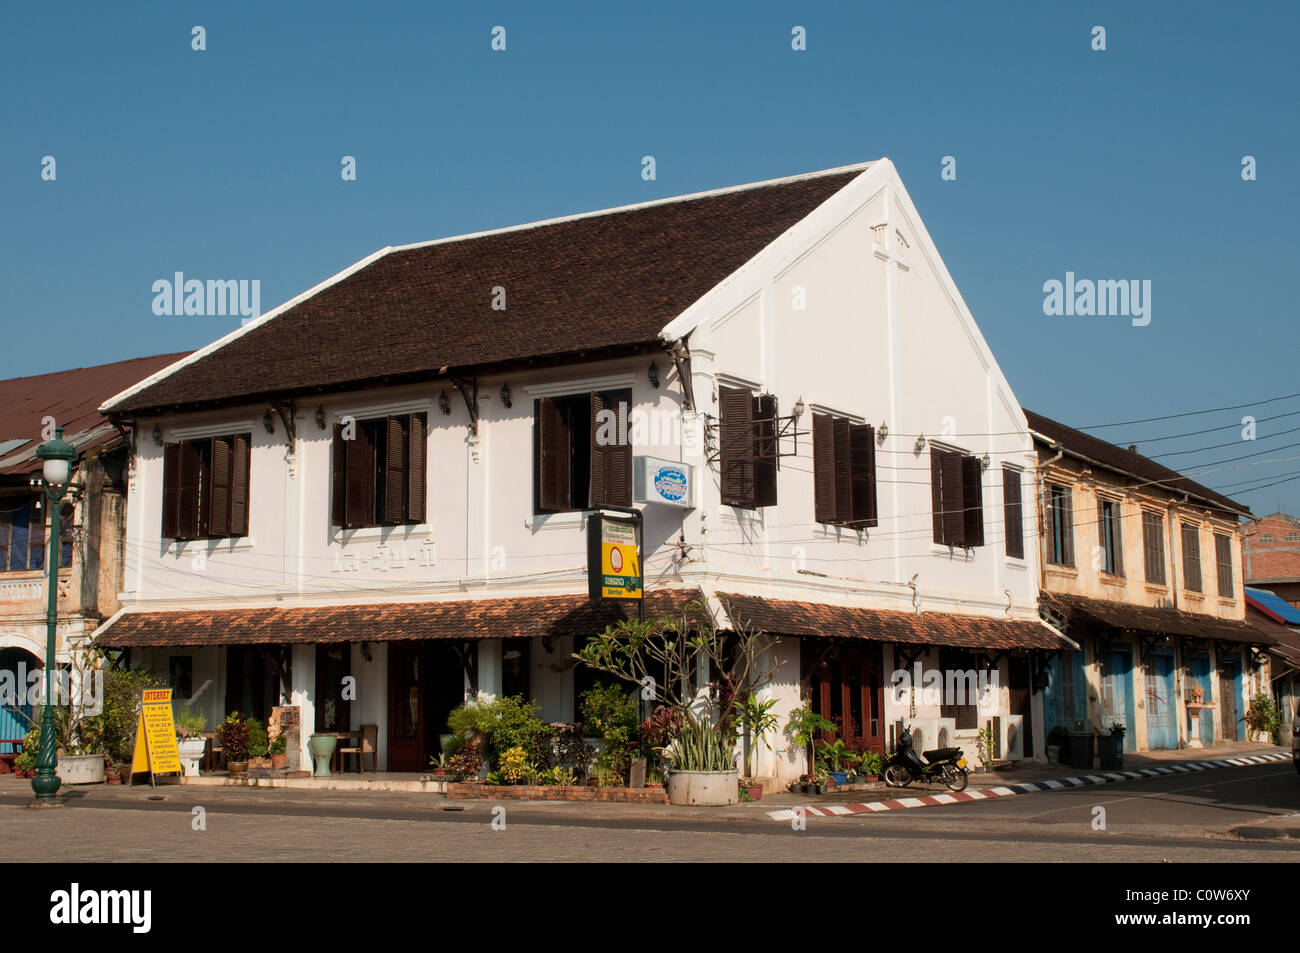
[{"left": 1, "top": 763, "right": 1296, "bottom": 862}]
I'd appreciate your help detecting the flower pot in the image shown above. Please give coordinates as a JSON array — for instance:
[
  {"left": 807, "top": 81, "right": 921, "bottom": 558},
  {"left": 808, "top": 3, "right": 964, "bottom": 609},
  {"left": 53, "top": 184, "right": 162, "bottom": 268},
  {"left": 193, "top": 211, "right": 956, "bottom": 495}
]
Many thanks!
[
  {"left": 248, "top": 756, "right": 273, "bottom": 770},
  {"left": 829, "top": 771, "right": 848, "bottom": 786},
  {"left": 271, "top": 753, "right": 287, "bottom": 769},
  {"left": 308, "top": 734, "right": 337, "bottom": 777},
  {"left": 666, "top": 769, "right": 739, "bottom": 806},
  {"left": 107, "top": 772, "right": 122, "bottom": 785},
  {"left": 177, "top": 737, "right": 207, "bottom": 778},
  {"left": 815, "top": 783, "right": 827, "bottom": 795},
  {"left": 744, "top": 783, "right": 764, "bottom": 801},
  {"left": 55, "top": 754, "right": 106, "bottom": 785},
  {"left": 863, "top": 774, "right": 880, "bottom": 783},
  {"left": 227, "top": 760, "right": 248, "bottom": 776},
  {"left": 1045, "top": 745, "right": 1061, "bottom": 764}
]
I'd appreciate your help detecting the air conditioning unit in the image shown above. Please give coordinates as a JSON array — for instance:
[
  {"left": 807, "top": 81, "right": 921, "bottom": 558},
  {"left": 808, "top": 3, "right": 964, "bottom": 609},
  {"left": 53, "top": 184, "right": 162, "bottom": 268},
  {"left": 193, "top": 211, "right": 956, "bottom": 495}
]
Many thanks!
[{"left": 1002, "top": 714, "right": 1025, "bottom": 761}]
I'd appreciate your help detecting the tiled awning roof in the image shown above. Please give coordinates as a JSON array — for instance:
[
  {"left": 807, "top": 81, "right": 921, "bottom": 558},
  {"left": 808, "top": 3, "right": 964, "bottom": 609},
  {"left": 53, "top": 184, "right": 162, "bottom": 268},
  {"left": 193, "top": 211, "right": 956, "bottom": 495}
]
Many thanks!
[
  {"left": 717, "top": 593, "right": 1069, "bottom": 651},
  {"left": 1040, "top": 591, "right": 1272, "bottom": 646},
  {"left": 1247, "top": 606, "right": 1300, "bottom": 666},
  {"left": 94, "top": 589, "right": 705, "bottom": 648}
]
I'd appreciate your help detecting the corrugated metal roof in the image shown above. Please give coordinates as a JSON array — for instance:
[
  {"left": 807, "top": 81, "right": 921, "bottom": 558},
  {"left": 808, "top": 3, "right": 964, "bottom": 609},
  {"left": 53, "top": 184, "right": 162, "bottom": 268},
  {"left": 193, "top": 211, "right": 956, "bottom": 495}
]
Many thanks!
[
  {"left": 0, "top": 353, "right": 188, "bottom": 475},
  {"left": 1246, "top": 587, "right": 1300, "bottom": 625}
]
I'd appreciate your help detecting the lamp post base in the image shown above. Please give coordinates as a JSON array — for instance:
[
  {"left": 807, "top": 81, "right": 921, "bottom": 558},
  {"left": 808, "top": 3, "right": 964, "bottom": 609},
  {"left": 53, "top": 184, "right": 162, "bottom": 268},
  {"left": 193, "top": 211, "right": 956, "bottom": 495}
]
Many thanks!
[{"left": 26, "top": 799, "right": 65, "bottom": 809}]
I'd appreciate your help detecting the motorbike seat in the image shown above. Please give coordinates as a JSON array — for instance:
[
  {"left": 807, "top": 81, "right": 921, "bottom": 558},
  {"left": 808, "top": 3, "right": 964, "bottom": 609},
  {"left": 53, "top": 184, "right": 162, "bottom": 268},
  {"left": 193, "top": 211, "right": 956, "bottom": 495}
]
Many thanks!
[{"left": 923, "top": 747, "right": 961, "bottom": 762}]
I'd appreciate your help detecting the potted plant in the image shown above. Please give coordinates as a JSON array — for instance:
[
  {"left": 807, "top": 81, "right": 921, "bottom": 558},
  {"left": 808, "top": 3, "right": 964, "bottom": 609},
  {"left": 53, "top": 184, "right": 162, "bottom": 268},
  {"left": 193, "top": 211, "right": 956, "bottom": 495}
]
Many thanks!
[
  {"left": 735, "top": 691, "right": 779, "bottom": 796},
  {"left": 269, "top": 734, "right": 288, "bottom": 769},
  {"left": 105, "top": 760, "right": 123, "bottom": 784},
  {"left": 785, "top": 701, "right": 836, "bottom": 783},
  {"left": 216, "top": 712, "right": 250, "bottom": 774},
  {"left": 14, "top": 748, "right": 36, "bottom": 778},
  {"left": 664, "top": 716, "right": 739, "bottom": 806},
  {"left": 1046, "top": 725, "right": 1069, "bottom": 764},
  {"left": 1098, "top": 721, "right": 1125, "bottom": 769},
  {"left": 975, "top": 724, "right": 996, "bottom": 773},
  {"left": 245, "top": 717, "right": 270, "bottom": 769},
  {"left": 816, "top": 737, "right": 851, "bottom": 786},
  {"left": 175, "top": 705, "right": 207, "bottom": 777}
]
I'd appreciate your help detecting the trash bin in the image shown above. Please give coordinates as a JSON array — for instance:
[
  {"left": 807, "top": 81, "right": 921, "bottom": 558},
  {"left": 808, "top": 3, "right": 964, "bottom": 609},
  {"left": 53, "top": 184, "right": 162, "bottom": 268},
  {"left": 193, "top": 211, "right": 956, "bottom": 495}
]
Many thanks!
[
  {"left": 1098, "top": 733, "right": 1124, "bottom": 770},
  {"left": 1068, "top": 732, "right": 1094, "bottom": 770}
]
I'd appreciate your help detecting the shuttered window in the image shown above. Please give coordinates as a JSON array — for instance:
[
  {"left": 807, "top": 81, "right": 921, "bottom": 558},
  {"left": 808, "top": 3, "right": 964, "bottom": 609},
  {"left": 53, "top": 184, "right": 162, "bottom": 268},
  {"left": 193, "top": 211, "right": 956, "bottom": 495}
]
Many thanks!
[
  {"left": 1142, "top": 510, "right": 1166, "bottom": 585},
  {"left": 534, "top": 389, "right": 632, "bottom": 512},
  {"left": 1097, "top": 498, "right": 1123, "bottom": 576},
  {"left": 1046, "top": 483, "right": 1074, "bottom": 566},
  {"left": 0, "top": 498, "right": 72, "bottom": 572},
  {"left": 1215, "top": 532, "right": 1234, "bottom": 598},
  {"left": 719, "top": 386, "right": 755, "bottom": 508},
  {"left": 1181, "top": 522, "right": 1202, "bottom": 592},
  {"left": 931, "top": 446, "right": 982, "bottom": 547},
  {"left": 1002, "top": 466, "right": 1024, "bottom": 559},
  {"left": 812, "top": 412, "right": 876, "bottom": 526},
  {"left": 938, "top": 648, "right": 979, "bottom": 729},
  {"left": 331, "top": 414, "right": 427, "bottom": 528},
  {"left": 161, "top": 434, "right": 251, "bottom": 540}
]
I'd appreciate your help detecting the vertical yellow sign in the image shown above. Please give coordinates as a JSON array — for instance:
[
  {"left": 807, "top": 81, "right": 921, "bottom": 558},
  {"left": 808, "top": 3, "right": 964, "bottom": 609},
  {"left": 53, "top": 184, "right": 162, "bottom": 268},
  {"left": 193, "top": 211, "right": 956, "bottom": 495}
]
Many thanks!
[{"left": 131, "top": 688, "right": 182, "bottom": 777}]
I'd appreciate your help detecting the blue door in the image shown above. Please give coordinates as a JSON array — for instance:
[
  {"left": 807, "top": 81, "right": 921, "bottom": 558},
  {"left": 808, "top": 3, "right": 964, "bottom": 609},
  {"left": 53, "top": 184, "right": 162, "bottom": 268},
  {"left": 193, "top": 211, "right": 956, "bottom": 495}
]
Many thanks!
[
  {"left": 1187, "top": 652, "right": 1215, "bottom": 744},
  {"left": 1219, "top": 656, "right": 1244, "bottom": 741},
  {"left": 1100, "top": 649, "right": 1137, "bottom": 751},
  {"left": 1145, "top": 650, "right": 1177, "bottom": 749},
  {"left": 0, "top": 648, "right": 36, "bottom": 754},
  {"left": 1045, "top": 650, "right": 1087, "bottom": 732}
]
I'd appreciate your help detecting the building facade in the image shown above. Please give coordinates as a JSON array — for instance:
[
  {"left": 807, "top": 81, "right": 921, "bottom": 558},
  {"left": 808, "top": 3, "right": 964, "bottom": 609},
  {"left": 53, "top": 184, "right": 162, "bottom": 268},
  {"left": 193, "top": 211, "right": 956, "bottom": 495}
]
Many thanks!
[
  {"left": 94, "top": 161, "right": 1068, "bottom": 782},
  {"left": 1028, "top": 411, "right": 1271, "bottom": 752},
  {"left": 1243, "top": 512, "right": 1300, "bottom": 607}
]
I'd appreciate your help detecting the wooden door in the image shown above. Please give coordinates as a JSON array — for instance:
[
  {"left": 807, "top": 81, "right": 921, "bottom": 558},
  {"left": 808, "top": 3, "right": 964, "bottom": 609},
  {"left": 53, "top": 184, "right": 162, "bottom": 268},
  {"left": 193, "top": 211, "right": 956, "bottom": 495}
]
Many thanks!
[
  {"left": 813, "top": 645, "right": 884, "bottom": 753},
  {"left": 388, "top": 643, "right": 424, "bottom": 771},
  {"left": 1144, "top": 650, "right": 1177, "bottom": 749},
  {"left": 1218, "top": 657, "right": 1241, "bottom": 742},
  {"left": 1100, "top": 649, "right": 1136, "bottom": 750},
  {"left": 1007, "top": 657, "right": 1034, "bottom": 757}
]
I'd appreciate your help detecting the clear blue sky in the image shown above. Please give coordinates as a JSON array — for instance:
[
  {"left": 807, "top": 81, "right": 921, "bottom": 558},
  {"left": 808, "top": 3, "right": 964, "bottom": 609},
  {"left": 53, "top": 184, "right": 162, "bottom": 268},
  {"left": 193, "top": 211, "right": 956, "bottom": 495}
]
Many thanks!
[{"left": 3, "top": 1, "right": 1297, "bottom": 513}]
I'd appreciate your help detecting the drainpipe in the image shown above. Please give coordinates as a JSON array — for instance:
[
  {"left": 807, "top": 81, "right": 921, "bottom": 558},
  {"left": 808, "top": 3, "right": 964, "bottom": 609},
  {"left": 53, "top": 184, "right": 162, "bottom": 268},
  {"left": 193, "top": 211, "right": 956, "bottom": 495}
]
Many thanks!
[{"left": 1166, "top": 498, "right": 1183, "bottom": 610}]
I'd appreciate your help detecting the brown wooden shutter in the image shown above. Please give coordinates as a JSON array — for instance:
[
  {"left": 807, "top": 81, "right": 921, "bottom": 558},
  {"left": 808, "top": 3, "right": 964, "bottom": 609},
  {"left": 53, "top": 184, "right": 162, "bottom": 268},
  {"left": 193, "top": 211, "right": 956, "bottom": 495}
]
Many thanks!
[
  {"left": 230, "top": 434, "right": 250, "bottom": 536},
  {"left": 813, "top": 413, "right": 836, "bottom": 523},
  {"left": 345, "top": 423, "right": 374, "bottom": 528},
  {"left": 1141, "top": 512, "right": 1161, "bottom": 583},
  {"left": 939, "top": 451, "right": 964, "bottom": 545},
  {"left": 331, "top": 423, "right": 347, "bottom": 527},
  {"left": 588, "top": 392, "right": 608, "bottom": 507},
  {"left": 753, "top": 394, "right": 778, "bottom": 508},
  {"left": 208, "top": 436, "right": 231, "bottom": 537},
  {"left": 849, "top": 423, "right": 876, "bottom": 526},
  {"left": 162, "top": 442, "right": 181, "bottom": 539},
  {"left": 178, "top": 440, "right": 201, "bottom": 540},
  {"left": 604, "top": 392, "right": 632, "bottom": 508},
  {"left": 831, "top": 416, "right": 851, "bottom": 524},
  {"left": 1182, "top": 523, "right": 1202, "bottom": 591},
  {"left": 930, "top": 448, "right": 945, "bottom": 543},
  {"left": 408, "top": 412, "right": 427, "bottom": 523},
  {"left": 384, "top": 415, "right": 408, "bottom": 524},
  {"left": 537, "top": 397, "right": 569, "bottom": 512},
  {"left": 1002, "top": 466, "right": 1023, "bottom": 559},
  {"left": 1215, "top": 534, "right": 1233, "bottom": 598},
  {"left": 1060, "top": 489, "right": 1074, "bottom": 566},
  {"left": 1110, "top": 504, "right": 1123, "bottom": 576},
  {"left": 960, "top": 455, "right": 983, "bottom": 547},
  {"left": 719, "top": 386, "right": 754, "bottom": 508}
]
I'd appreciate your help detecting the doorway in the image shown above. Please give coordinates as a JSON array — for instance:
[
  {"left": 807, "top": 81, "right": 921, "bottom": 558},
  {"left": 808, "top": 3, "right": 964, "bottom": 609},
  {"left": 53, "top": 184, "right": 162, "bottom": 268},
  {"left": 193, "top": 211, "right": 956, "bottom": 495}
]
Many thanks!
[
  {"left": 1186, "top": 652, "right": 1215, "bottom": 745},
  {"left": 1144, "top": 649, "right": 1177, "bottom": 749},
  {"left": 1218, "top": 654, "right": 1243, "bottom": 742},
  {"left": 0, "top": 647, "right": 38, "bottom": 755},
  {"left": 387, "top": 642, "right": 468, "bottom": 771},
  {"left": 1007, "top": 657, "right": 1035, "bottom": 758},
  {"left": 809, "top": 643, "right": 884, "bottom": 753},
  {"left": 1099, "top": 647, "right": 1136, "bottom": 751}
]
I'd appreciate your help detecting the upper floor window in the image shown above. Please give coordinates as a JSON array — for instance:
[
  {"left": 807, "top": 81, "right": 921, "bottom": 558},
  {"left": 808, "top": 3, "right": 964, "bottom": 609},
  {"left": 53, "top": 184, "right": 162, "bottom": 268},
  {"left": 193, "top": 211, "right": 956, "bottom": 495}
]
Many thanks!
[
  {"left": 718, "top": 386, "right": 777, "bottom": 510},
  {"left": 332, "top": 414, "right": 426, "bottom": 529},
  {"left": 1142, "top": 510, "right": 1166, "bottom": 585},
  {"left": 1097, "top": 497, "right": 1123, "bottom": 576},
  {"left": 534, "top": 390, "right": 631, "bottom": 513},
  {"left": 930, "top": 446, "right": 983, "bottom": 547},
  {"left": 1214, "top": 532, "right": 1234, "bottom": 598},
  {"left": 162, "top": 434, "right": 251, "bottom": 540},
  {"left": 811, "top": 413, "right": 877, "bottom": 527},
  {"left": 1045, "top": 482, "right": 1074, "bottom": 566},
  {"left": 1286, "top": 532, "right": 1300, "bottom": 541},
  {"left": 1181, "top": 522, "right": 1202, "bottom": 592},
  {"left": 1002, "top": 466, "right": 1024, "bottom": 559},
  {"left": 0, "top": 497, "right": 73, "bottom": 571},
  {"left": 1260, "top": 533, "right": 1275, "bottom": 541}
]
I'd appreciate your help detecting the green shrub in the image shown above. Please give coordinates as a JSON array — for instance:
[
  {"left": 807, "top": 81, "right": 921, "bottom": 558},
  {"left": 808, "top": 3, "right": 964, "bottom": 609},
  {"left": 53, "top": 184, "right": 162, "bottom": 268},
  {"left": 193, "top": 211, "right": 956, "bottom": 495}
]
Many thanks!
[
  {"left": 446, "top": 694, "right": 547, "bottom": 765},
  {"left": 94, "top": 668, "right": 166, "bottom": 763},
  {"left": 245, "top": 718, "right": 269, "bottom": 758},
  {"left": 269, "top": 734, "right": 287, "bottom": 756},
  {"left": 580, "top": 683, "right": 638, "bottom": 780}
]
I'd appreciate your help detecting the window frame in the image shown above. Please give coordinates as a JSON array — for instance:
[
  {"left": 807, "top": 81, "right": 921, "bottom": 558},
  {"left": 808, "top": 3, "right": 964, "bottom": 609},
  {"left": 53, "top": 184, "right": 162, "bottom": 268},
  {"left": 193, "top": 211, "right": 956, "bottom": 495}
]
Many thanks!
[
  {"left": 1097, "top": 496, "right": 1124, "bottom": 577},
  {"left": 162, "top": 433, "right": 251, "bottom": 541},
  {"left": 331, "top": 413, "right": 427, "bottom": 529},
  {"left": 1045, "top": 482, "right": 1074, "bottom": 566},
  {"left": 533, "top": 389, "right": 632, "bottom": 514},
  {"left": 812, "top": 412, "right": 877, "bottom": 527},
  {"left": 1002, "top": 465, "right": 1024, "bottom": 559},
  {"left": 1181, "top": 522, "right": 1203, "bottom": 593},
  {"left": 1214, "top": 532, "right": 1234, "bottom": 598},
  {"left": 930, "top": 445, "right": 983, "bottom": 548},
  {"left": 1141, "top": 509, "right": 1166, "bottom": 585}
]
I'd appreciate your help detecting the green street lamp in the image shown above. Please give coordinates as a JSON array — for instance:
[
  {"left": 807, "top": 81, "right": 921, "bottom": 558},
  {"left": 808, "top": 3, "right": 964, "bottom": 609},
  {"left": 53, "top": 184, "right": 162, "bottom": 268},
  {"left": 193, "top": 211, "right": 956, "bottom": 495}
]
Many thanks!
[{"left": 31, "top": 426, "right": 77, "bottom": 806}]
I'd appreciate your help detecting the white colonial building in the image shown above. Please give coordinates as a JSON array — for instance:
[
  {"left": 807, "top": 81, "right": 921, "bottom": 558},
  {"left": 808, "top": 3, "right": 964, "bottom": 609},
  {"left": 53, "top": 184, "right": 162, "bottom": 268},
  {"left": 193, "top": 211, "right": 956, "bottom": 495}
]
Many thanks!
[{"left": 96, "top": 160, "right": 1069, "bottom": 782}]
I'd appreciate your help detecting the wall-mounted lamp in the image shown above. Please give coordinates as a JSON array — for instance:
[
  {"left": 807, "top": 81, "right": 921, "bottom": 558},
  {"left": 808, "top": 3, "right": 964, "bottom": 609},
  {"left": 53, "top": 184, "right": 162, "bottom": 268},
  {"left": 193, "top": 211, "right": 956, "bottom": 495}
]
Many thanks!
[
  {"left": 877, "top": 422, "right": 888, "bottom": 445},
  {"left": 792, "top": 396, "right": 805, "bottom": 420},
  {"left": 360, "top": 642, "right": 373, "bottom": 663},
  {"left": 502, "top": 648, "right": 522, "bottom": 662},
  {"left": 438, "top": 389, "right": 451, "bottom": 415},
  {"left": 152, "top": 425, "right": 163, "bottom": 447},
  {"left": 314, "top": 406, "right": 326, "bottom": 430},
  {"left": 500, "top": 382, "right": 512, "bottom": 409},
  {"left": 914, "top": 434, "right": 927, "bottom": 454},
  {"left": 980, "top": 453, "right": 991, "bottom": 469},
  {"left": 648, "top": 361, "right": 660, "bottom": 389},
  {"left": 263, "top": 410, "right": 275, "bottom": 434}
]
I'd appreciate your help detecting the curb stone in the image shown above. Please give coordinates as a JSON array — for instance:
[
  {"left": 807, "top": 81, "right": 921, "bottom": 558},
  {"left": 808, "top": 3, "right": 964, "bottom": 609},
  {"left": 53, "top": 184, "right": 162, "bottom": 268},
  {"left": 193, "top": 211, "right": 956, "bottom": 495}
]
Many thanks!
[{"left": 766, "top": 752, "right": 1292, "bottom": 821}]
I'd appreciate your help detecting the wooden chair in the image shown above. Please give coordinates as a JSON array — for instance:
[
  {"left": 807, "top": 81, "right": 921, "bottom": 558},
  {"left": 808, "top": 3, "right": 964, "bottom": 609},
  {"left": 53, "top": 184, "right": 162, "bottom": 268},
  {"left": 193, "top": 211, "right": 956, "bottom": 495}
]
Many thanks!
[{"left": 339, "top": 725, "right": 378, "bottom": 773}]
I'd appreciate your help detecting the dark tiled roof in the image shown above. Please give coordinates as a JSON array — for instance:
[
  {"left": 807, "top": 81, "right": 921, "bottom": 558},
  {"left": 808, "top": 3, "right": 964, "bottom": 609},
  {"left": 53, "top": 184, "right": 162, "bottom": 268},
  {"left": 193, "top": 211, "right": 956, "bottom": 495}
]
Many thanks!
[
  {"left": 0, "top": 354, "right": 188, "bottom": 476},
  {"left": 105, "top": 170, "right": 864, "bottom": 416},
  {"left": 1247, "top": 605, "right": 1300, "bottom": 666},
  {"left": 1040, "top": 591, "right": 1270, "bottom": 646},
  {"left": 93, "top": 589, "right": 704, "bottom": 647},
  {"left": 717, "top": 593, "right": 1068, "bottom": 651},
  {"left": 1025, "top": 410, "right": 1248, "bottom": 517}
]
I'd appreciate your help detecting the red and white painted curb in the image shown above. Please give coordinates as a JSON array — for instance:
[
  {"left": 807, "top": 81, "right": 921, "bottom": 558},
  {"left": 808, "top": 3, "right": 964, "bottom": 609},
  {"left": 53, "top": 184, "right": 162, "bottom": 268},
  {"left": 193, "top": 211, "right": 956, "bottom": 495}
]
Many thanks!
[{"left": 766, "top": 752, "right": 1291, "bottom": 821}]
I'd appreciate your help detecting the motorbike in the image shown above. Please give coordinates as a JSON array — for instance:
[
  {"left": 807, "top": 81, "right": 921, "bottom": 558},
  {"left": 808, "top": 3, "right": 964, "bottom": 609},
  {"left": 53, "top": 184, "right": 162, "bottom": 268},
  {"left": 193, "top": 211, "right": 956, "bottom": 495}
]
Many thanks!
[{"left": 882, "top": 724, "right": 969, "bottom": 792}]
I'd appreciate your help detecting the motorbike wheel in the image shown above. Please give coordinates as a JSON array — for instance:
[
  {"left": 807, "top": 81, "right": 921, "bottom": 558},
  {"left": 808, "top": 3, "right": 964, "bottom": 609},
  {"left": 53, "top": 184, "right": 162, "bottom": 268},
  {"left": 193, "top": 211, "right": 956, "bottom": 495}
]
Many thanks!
[
  {"left": 883, "top": 764, "right": 912, "bottom": 788},
  {"left": 941, "top": 764, "right": 968, "bottom": 793}
]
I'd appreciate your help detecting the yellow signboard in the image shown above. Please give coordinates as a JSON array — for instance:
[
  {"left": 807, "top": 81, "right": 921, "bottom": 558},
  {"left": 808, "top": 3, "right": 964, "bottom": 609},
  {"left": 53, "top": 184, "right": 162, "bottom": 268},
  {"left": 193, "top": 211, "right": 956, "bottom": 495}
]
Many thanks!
[
  {"left": 588, "top": 515, "right": 642, "bottom": 600},
  {"left": 130, "top": 688, "right": 182, "bottom": 779}
]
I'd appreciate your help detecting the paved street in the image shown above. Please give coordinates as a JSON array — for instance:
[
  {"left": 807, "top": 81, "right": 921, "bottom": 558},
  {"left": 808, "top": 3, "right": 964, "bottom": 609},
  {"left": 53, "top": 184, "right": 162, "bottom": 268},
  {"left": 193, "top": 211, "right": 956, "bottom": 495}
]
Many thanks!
[{"left": 2, "top": 761, "right": 1296, "bottom": 862}]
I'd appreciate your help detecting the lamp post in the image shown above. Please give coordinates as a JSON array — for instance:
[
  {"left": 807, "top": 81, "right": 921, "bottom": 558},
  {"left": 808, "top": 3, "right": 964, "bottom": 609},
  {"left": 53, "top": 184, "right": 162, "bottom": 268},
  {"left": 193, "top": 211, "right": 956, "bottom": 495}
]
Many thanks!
[{"left": 31, "top": 426, "right": 77, "bottom": 806}]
